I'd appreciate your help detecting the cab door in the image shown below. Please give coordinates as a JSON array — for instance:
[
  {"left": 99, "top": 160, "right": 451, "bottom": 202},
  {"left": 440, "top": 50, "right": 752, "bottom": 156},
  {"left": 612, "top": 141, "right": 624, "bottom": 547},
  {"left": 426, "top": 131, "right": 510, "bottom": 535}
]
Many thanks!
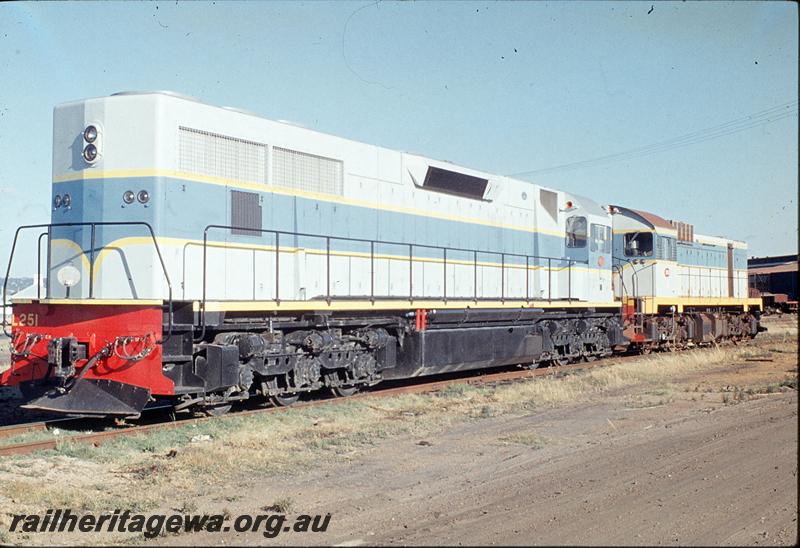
[
  {"left": 589, "top": 223, "right": 612, "bottom": 300},
  {"left": 564, "top": 215, "right": 588, "bottom": 300}
]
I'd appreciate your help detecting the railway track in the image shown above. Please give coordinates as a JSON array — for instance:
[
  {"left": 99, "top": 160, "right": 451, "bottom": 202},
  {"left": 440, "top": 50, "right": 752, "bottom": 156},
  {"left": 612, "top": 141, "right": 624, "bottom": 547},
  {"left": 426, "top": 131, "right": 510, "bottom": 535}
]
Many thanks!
[
  {"left": 0, "top": 358, "right": 617, "bottom": 457},
  {"left": 0, "top": 417, "right": 85, "bottom": 441}
]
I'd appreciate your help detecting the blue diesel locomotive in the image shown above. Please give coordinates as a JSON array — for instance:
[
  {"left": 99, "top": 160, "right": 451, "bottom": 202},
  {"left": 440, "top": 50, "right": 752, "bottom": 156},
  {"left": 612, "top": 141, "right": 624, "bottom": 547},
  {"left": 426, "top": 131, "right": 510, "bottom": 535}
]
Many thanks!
[{"left": 2, "top": 92, "right": 763, "bottom": 416}]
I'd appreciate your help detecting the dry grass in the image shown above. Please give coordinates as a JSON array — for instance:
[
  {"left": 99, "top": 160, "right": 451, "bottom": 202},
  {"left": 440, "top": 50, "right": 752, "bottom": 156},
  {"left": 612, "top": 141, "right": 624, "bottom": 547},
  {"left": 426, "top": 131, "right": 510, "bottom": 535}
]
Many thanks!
[
  {"left": 0, "top": 333, "right": 796, "bottom": 545},
  {"left": 487, "top": 343, "right": 759, "bottom": 411}
]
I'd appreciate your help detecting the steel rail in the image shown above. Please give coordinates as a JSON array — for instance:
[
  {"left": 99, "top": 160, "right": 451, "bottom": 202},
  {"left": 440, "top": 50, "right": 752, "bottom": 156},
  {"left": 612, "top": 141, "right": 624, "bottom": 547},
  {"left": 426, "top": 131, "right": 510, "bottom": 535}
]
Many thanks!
[
  {"left": 0, "top": 416, "right": 92, "bottom": 441},
  {"left": 0, "top": 421, "right": 49, "bottom": 440}
]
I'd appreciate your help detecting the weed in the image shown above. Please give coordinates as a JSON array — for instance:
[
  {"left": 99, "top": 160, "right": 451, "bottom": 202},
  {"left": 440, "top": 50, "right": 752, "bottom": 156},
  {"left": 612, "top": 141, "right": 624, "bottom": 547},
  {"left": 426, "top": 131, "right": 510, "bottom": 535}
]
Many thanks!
[
  {"left": 780, "top": 377, "right": 798, "bottom": 390},
  {"left": 175, "top": 499, "right": 198, "bottom": 513},
  {"left": 500, "top": 432, "right": 547, "bottom": 449},
  {"left": 476, "top": 405, "right": 495, "bottom": 418},
  {"left": 439, "top": 383, "right": 471, "bottom": 397},
  {"left": 264, "top": 496, "right": 295, "bottom": 513}
]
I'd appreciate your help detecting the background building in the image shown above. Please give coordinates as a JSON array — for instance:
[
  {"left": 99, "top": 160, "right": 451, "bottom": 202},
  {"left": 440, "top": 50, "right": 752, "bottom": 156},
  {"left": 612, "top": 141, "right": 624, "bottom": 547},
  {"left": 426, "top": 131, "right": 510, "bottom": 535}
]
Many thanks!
[{"left": 748, "top": 254, "right": 798, "bottom": 312}]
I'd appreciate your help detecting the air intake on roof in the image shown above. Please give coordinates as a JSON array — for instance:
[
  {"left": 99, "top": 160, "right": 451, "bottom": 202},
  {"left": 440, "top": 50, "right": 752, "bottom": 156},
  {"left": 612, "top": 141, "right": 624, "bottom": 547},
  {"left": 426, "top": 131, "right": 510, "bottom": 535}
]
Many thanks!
[{"left": 422, "top": 167, "right": 489, "bottom": 200}]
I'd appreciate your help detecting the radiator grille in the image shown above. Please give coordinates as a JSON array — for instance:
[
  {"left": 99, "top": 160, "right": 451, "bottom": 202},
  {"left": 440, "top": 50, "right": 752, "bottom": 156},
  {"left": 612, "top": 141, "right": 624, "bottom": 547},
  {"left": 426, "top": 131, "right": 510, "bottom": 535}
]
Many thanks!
[
  {"left": 179, "top": 126, "right": 267, "bottom": 184},
  {"left": 272, "top": 147, "right": 343, "bottom": 195},
  {"left": 231, "top": 190, "right": 262, "bottom": 236}
]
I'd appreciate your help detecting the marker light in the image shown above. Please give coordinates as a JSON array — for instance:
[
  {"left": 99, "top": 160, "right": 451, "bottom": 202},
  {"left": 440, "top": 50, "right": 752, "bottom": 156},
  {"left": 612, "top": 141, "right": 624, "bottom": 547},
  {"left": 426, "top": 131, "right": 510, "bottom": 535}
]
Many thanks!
[
  {"left": 566, "top": 200, "right": 573, "bottom": 209},
  {"left": 137, "top": 190, "right": 150, "bottom": 204},
  {"left": 83, "top": 144, "right": 98, "bottom": 162},
  {"left": 53, "top": 195, "right": 62, "bottom": 208},
  {"left": 123, "top": 190, "right": 135, "bottom": 204},
  {"left": 62, "top": 194, "right": 72, "bottom": 208},
  {"left": 83, "top": 125, "right": 98, "bottom": 143}
]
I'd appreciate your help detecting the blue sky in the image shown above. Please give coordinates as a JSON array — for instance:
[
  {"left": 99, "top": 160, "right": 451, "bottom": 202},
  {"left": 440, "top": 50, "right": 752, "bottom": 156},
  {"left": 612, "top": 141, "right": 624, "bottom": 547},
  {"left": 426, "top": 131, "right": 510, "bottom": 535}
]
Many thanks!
[{"left": 0, "top": 0, "right": 796, "bottom": 275}]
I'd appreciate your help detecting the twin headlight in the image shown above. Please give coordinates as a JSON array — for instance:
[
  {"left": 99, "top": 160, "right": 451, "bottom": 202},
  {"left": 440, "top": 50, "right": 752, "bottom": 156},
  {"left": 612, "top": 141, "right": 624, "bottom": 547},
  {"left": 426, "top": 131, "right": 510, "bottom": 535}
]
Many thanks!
[
  {"left": 53, "top": 193, "right": 72, "bottom": 209},
  {"left": 82, "top": 124, "right": 101, "bottom": 163}
]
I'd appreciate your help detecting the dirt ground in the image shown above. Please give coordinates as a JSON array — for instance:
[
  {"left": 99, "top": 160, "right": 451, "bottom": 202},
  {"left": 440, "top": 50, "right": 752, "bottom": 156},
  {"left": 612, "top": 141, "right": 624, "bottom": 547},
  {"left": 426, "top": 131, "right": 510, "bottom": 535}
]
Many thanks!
[
  {"left": 1, "top": 316, "right": 797, "bottom": 546},
  {"left": 177, "top": 393, "right": 796, "bottom": 547}
]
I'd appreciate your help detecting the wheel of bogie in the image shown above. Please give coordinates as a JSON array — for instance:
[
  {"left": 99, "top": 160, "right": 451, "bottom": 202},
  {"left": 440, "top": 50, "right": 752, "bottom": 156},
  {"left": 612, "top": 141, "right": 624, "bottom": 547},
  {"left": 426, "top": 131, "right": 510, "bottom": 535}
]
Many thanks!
[
  {"left": 584, "top": 354, "right": 597, "bottom": 362},
  {"left": 551, "top": 355, "right": 569, "bottom": 367},
  {"left": 203, "top": 404, "right": 232, "bottom": 417},
  {"left": 269, "top": 393, "right": 300, "bottom": 407},
  {"left": 331, "top": 385, "right": 359, "bottom": 398},
  {"left": 639, "top": 345, "right": 652, "bottom": 355}
]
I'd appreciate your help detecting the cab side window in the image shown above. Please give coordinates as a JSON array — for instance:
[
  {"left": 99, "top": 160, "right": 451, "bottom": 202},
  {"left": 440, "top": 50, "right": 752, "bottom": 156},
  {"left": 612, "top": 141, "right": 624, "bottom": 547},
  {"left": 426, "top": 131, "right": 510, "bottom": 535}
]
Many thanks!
[
  {"left": 566, "top": 216, "right": 587, "bottom": 248},
  {"left": 624, "top": 232, "right": 654, "bottom": 257}
]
